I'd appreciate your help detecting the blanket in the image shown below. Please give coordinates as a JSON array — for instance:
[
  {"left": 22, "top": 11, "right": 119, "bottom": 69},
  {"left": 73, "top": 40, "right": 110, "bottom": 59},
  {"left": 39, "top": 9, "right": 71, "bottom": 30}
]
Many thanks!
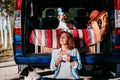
[{"left": 29, "top": 29, "right": 97, "bottom": 48}]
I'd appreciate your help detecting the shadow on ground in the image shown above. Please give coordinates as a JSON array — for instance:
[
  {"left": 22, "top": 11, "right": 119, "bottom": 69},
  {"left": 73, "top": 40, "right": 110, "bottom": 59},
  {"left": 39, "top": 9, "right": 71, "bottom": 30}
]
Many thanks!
[{"left": 11, "top": 68, "right": 116, "bottom": 80}]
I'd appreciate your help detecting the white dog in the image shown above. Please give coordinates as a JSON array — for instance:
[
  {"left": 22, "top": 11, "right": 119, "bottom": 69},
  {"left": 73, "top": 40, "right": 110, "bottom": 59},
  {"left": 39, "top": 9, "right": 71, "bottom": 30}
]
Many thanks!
[{"left": 19, "top": 67, "right": 41, "bottom": 80}]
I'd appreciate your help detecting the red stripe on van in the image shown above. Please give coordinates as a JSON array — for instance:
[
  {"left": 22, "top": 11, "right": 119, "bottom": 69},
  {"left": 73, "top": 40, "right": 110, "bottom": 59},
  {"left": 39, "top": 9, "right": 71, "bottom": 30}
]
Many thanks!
[
  {"left": 16, "top": 0, "right": 22, "bottom": 10},
  {"left": 114, "top": 0, "right": 120, "bottom": 9},
  {"left": 114, "top": 46, "right": 120, "bottom": 49},
  {"left": 115, "top": 29, "right": 120, "bottom": 34},
  {"left": 14, "top": 28, "right": 21, "bottom": 35},
  {"left": 15, "top": 46, "right": 22, "bottom": 49}
]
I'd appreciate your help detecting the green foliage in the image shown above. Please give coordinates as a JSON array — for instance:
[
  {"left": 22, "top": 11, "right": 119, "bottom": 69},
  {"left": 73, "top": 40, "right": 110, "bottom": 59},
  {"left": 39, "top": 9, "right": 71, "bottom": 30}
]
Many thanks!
[{"left": 0, "top": 0, "right": 16, "bottom": 16}]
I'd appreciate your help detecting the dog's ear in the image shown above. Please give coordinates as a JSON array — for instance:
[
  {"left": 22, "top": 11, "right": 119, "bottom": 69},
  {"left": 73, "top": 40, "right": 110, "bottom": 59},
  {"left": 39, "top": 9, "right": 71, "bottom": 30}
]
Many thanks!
[
  {"left": 19, "top": 67, "right": 30, "bottom": 77},
  {"left": 26, "top": 66, "right": 34, "bottom": 71}
]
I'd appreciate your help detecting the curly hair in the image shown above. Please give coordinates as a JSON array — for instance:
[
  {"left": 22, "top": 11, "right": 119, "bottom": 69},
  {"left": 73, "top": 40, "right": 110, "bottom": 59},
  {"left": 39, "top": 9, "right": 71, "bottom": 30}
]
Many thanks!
[{"left": 57, "top": 31, "right": 75, "bottom": 50}]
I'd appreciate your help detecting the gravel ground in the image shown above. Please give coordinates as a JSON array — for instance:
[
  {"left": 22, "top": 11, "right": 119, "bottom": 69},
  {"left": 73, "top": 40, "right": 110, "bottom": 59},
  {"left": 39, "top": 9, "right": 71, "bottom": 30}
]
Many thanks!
[
  {"left": 0, "top": 61, "right": 120, "bottom": 80},
  {"left": 0, "top": 66, "right": 20, "bottom": 80}
]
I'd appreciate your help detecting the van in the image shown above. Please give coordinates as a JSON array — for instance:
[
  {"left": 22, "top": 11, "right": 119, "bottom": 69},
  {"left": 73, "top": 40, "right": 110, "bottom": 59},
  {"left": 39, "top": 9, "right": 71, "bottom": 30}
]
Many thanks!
[{"left": 13, "top": 0, "right": 120, "bottom": 78}]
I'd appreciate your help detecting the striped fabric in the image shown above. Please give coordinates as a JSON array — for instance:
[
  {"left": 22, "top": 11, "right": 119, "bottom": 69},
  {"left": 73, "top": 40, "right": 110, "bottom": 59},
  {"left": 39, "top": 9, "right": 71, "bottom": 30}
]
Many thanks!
[{"left": 29, "top": 29, "right": 97, "bottom": 48}]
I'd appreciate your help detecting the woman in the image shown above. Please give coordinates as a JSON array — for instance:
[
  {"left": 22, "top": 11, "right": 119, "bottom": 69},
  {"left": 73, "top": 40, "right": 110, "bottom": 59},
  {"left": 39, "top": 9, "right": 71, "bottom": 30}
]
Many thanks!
[{"left": 50, "top": 31, "right": 82, "bottom": 79}]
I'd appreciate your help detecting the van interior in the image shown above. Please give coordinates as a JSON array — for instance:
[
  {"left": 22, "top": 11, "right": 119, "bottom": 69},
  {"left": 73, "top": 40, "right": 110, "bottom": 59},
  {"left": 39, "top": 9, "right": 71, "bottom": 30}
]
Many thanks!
[{"left": 21, "top": 0, "right": 114, "bottom": 55}]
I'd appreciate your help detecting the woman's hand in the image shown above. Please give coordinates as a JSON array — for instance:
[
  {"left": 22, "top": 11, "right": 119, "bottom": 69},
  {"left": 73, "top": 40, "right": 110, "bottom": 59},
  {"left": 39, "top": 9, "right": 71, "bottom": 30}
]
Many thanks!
[
  {"left": 55, "top": 53, "right": 63, "bottom": 67},
  {"left": 61, "top": 51, "right": 70, "bottom": 62},
  {"left": 61, "top": 51, "right": 76, "bottom": 67},
  {"left": 57, "top": 53, "right": 63, "bottom": 62}
]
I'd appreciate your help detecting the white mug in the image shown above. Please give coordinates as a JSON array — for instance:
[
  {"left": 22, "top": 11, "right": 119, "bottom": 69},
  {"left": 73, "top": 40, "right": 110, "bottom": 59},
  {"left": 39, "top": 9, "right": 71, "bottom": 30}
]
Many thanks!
[{"left": 62, "top": 54, "right": 67, "bottom": 61}]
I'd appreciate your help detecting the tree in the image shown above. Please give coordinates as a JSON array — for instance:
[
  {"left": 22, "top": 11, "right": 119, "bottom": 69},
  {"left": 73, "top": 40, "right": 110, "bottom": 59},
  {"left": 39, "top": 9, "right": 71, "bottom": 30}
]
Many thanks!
[{"left": 0, "top": 0, "right": 16, "bottom": 16}]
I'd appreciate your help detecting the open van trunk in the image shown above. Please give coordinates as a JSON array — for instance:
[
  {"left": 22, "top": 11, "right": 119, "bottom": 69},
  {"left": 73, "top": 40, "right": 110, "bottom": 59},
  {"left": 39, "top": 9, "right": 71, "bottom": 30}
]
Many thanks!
[
  {"left": 23, "top": 0, "right": 113, "bottom": 54},
  {"left": 14, "top": 0, "right": 115, "bottom": 65}
]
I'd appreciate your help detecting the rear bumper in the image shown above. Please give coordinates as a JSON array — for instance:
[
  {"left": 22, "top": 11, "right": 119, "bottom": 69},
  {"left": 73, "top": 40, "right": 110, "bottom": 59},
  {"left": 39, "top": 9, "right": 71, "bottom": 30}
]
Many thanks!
[
  {"left": 14, "top": 53, "right": 120, "bottom": 65},
  {"left": 14, "top": 55, "right": 51, "bottom": 65}
]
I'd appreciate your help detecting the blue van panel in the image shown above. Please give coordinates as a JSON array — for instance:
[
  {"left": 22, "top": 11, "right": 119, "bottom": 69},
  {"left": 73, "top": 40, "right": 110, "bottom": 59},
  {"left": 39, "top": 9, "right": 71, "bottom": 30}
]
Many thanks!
[
  {"left": 14, "top": 42, "right": 22, "bottom": 46},
  {"left": 14, "top": 56, "right": 51, "bottom": 65},
  {"left": 14, "top": 35, "right": 22, "bottom": 41},
  {"left": 83, "top": 53, "right": 120, "bottom": 64},
  {"left": 85, "top": 56, "right": 95, "bottom": 64},
  {"left": 114, "top": 34, "right": 120, "bottom": 45},
  {"left": 29, "top": 56, "right": 51, "bottom": 65},
  {"left": 15, "top": 52, "right": 23, "bottom": 57},
  {"left": 14, "top": 48, "right": 23, "bottom": 57},
  {"left": 14, "top": 57, "right": 29, "bottom": 64},
  {"left": 14, "top": 53, "right": 120, "bottom": 65}
]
